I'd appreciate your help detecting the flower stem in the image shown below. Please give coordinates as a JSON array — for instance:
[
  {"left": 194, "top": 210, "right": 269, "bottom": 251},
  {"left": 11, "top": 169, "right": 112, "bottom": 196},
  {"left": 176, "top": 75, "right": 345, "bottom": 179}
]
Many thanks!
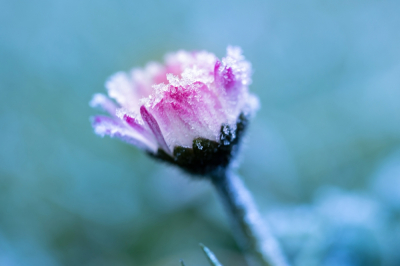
[{"left": 210, "top": 169, "right": 289, "bottom": 266}]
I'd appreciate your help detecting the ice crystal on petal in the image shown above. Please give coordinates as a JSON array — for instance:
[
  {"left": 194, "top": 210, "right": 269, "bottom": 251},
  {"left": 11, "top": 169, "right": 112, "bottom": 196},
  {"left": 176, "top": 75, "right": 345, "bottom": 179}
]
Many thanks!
[{"left": 90, "top": 46, "right": 258, "bottom": 175}]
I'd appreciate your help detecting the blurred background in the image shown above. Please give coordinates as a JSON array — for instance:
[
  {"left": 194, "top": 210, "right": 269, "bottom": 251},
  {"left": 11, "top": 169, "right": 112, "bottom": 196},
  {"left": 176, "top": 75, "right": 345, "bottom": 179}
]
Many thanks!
[{"left": 1, "top": 0, "right": 400, "bottom": 265}]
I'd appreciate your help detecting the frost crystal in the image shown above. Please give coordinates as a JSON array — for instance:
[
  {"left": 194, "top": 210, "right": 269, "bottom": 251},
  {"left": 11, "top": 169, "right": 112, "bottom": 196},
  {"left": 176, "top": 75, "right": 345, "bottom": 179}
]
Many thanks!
[{"left": 90, "top": 46, "right": 259, "bottom": 175}]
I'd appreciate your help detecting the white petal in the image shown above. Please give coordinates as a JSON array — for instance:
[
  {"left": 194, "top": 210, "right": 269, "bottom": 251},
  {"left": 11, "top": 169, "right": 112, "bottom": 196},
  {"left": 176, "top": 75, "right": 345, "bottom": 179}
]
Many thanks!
[
  {"left": 92, "top": 116, "right": 158, "bottom": 153},
  {"left": 89, "top": 93, "right": 118, "bottom": 116},
  {"left": 105, "top": 72, "right": 139, "bottom": 111}
]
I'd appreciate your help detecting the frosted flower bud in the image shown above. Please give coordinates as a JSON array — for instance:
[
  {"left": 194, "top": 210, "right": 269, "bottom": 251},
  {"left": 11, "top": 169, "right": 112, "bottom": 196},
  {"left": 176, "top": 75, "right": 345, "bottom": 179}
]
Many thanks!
[{"left": 90, "top": 46, "right": 259, "bottom": 175}]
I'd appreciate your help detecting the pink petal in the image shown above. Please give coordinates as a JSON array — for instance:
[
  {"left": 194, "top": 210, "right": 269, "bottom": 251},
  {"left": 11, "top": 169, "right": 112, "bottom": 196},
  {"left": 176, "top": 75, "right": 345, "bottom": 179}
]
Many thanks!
[
  {"left": 120, "top": 113, "right": 157, "bottom": 143},
  {"left": 140, "top": 106, "right": 170, "bottom": 154},
  {"left": 214, "top": 60, "right": 237, "bottom": 90},
  {"left": 122, "top": 114, "right": 145, "bottom": 132},
  {"left": 149, "top": 82, "right": 225, "bottom": 147},
  {"left": 170, "top": 82, "right": 223, "bottom": 128}
]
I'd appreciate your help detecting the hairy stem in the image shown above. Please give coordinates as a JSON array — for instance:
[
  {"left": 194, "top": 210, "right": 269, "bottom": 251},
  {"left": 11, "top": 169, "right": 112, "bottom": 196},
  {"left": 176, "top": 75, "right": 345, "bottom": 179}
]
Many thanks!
[{"left": 211, "top": 169, "right": 289, "bottom": 266}]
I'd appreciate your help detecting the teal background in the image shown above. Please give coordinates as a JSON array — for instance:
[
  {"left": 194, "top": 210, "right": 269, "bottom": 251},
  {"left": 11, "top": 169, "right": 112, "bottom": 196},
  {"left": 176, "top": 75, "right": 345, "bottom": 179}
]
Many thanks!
[{"left": 1, "top": 1, "right": 400, "bottom": 265}]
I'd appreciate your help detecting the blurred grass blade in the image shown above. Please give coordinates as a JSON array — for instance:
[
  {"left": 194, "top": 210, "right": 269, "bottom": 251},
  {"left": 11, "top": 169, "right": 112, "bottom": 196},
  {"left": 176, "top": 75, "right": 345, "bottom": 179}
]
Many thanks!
[
  {"left": 200, "top": 243, "right": 223, "bottom": 266},
  {"left": 180, "top": 259, "right": 186, "bottom": 266}
]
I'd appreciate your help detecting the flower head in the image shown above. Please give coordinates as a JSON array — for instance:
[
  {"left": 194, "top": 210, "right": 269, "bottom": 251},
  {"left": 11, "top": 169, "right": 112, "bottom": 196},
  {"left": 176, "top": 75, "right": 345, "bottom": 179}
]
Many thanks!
[{"left": 90, "top": 46, "right": 259, "bottom": 175}]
